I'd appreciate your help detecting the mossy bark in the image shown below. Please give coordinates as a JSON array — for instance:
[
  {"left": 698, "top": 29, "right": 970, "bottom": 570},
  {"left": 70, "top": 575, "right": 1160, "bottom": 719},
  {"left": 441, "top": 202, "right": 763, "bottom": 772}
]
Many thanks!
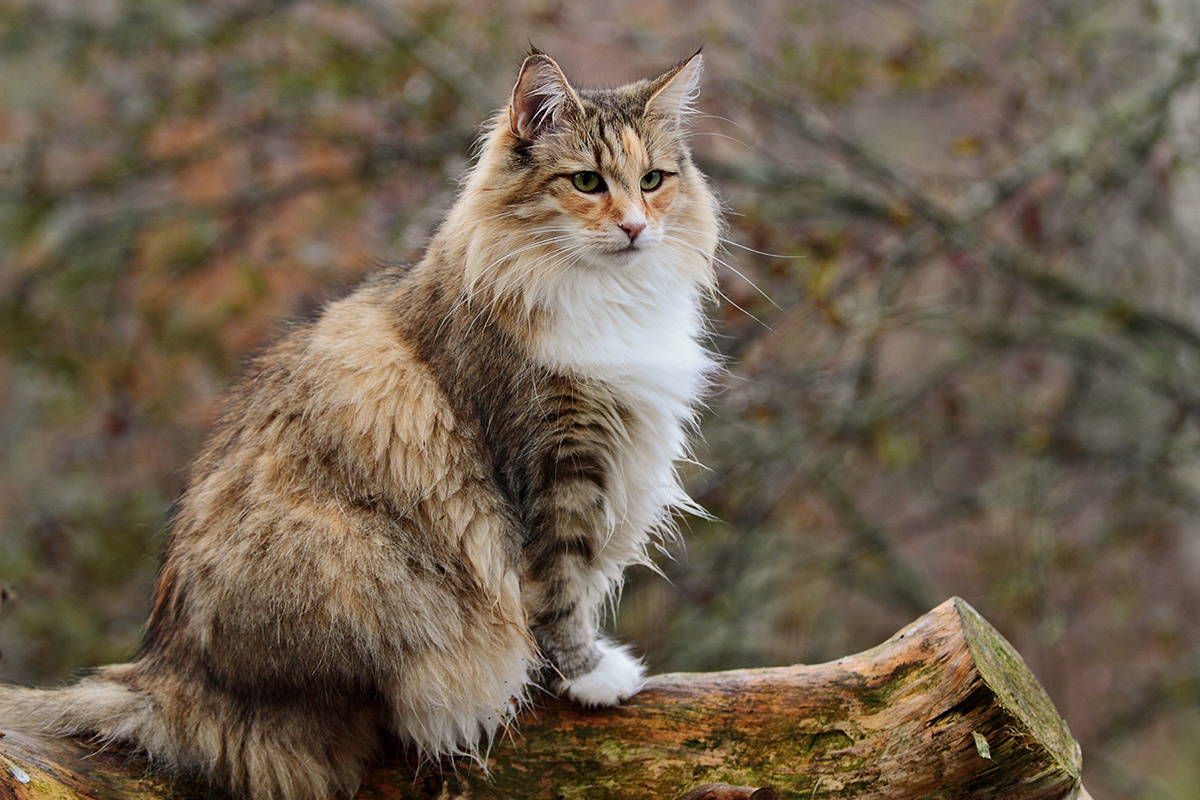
[{"left": 0, "top": 598, "right": 1089, "bottom": 799}]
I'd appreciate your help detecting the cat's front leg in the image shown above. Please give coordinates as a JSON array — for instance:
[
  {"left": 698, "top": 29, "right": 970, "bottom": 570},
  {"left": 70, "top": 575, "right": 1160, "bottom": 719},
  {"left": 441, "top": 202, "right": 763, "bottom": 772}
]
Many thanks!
[
  {"left": 522, "top": 507, "right": 645, "bottom": 706},
  {"left": 530, "top": 597, "right": 645, "bottom": 707}
]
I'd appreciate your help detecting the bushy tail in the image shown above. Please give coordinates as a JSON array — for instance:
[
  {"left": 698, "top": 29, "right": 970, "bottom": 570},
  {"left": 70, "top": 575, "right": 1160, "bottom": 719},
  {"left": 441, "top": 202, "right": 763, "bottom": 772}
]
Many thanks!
[
  {"left": 0, "top": 664, "right": 167, "bottom": 750},
  {"left": 0, "top": 662, "right": 383, "bottom": 800}
]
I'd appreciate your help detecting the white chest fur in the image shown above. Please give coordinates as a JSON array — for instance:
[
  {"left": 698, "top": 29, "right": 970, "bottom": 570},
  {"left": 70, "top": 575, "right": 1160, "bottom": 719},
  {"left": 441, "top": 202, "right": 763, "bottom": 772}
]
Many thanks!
[{"left": 533, "top": 255, "right": 714, "bottom": 575}]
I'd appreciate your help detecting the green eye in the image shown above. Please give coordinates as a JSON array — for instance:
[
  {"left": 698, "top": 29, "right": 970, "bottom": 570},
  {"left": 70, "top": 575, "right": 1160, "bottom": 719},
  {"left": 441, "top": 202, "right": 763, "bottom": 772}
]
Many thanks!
[
  {"left": 640, "top": 170, "right": 664, "bottom": 191},
  {"left": 571, "top": 171, "right": 604, "bottom": 193}
]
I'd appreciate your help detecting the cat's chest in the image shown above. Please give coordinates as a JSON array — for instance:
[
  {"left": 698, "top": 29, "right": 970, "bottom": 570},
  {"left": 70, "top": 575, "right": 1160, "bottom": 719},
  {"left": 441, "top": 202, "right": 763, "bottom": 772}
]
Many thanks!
[
  {"left": 523, "top": 269, "right": 711, "bottom": 548},
  {"left": 533, "top": 268, "right": 711, "bottom": 418}
]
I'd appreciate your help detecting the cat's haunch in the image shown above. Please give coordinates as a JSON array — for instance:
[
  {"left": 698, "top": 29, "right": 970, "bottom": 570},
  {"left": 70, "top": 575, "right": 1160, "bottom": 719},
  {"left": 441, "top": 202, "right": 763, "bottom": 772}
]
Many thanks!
[{"left": 0, "top": 50, "right": 721, "bottom": 800}]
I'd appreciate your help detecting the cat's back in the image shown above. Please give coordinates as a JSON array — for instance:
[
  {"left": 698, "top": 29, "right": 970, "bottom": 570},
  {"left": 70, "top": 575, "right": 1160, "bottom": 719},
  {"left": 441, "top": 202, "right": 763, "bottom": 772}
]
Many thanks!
[
  {"left": 151, "top": 262, "right": 525, "bottom": 672},
  {"left": 175, "top": 262, "right": 491, "bottom": 555}
]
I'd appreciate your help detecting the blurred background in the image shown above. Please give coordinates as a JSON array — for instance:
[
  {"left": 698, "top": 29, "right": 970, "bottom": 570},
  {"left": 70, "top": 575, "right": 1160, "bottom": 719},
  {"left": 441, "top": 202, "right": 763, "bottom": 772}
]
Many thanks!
[{"left": 1, "top": 0, "right": 1198, "bottom": 797}]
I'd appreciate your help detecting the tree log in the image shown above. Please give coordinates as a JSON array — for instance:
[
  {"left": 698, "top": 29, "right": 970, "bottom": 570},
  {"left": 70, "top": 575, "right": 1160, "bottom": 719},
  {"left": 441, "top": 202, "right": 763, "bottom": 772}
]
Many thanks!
[{"left": 0, "top": 598, "right": 1090, "bottom": 799}]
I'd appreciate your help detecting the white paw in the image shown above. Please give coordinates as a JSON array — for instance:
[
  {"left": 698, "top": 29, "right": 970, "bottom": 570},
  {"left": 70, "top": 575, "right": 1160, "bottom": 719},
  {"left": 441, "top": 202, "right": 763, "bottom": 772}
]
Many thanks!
[{"left": 557, "top": 641, "right": 645, "bottom": 707}]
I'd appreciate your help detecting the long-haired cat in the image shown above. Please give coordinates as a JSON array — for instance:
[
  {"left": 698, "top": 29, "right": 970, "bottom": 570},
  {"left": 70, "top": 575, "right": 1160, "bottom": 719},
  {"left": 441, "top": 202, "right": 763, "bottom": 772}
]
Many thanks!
[{"left": 0, "top": 49, "right": 720, "bottom": 800}]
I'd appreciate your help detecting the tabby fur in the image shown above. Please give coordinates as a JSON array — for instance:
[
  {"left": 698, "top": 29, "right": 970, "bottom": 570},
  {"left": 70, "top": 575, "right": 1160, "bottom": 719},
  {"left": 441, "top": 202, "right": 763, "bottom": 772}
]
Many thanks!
[{"left": 0, "top": 49, "right": 721, "bottom": 800}]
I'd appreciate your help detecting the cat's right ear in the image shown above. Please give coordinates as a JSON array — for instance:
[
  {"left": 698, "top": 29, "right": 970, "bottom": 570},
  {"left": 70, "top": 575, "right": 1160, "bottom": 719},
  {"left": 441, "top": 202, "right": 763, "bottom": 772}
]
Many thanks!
[{"left": 509, "top": 53, "right": 582, "bottom": 143}]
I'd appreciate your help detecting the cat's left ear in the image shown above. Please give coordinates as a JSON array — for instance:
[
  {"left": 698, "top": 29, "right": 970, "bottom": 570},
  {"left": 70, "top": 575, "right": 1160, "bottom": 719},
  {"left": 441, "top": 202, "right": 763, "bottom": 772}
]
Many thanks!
[
  {"left": 646, "top": 51, "right": 704, "bottom": 125},
  {"left": 509, "top": 51, "right": 584, "bottom": 143}
]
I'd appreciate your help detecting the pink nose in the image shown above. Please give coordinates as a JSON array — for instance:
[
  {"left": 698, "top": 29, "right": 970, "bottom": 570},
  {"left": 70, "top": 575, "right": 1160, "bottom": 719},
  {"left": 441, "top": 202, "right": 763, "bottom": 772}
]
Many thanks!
[{"left": 620, "top": 221, "right": 646, "bottom": 241}]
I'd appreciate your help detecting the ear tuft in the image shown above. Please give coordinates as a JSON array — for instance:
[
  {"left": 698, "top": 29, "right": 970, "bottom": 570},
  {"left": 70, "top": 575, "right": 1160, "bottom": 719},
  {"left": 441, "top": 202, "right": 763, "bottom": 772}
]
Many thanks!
[
  {"left": 509, "top": 53, "right": 581, "bottom": 143},
  {"left": 646, "top": 51, "right": 704, "bottom": 124}
]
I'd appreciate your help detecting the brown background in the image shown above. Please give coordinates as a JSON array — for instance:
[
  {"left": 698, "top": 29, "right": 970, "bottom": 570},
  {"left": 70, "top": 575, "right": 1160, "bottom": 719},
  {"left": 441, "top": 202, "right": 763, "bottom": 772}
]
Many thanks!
[{"left": 2, "top": 2, "right": 1198, "bottom": 797}]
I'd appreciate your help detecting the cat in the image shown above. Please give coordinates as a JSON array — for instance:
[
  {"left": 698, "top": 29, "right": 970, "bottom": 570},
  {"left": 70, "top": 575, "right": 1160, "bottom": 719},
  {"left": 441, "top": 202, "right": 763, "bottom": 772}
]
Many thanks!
[{"left": 0, "top": 48, "right": 720, "bottom": 800}]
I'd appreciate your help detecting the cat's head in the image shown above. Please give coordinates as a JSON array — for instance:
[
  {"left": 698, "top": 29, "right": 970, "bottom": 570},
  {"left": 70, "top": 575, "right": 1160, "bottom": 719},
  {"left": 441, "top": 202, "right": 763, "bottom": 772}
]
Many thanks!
[{"left": 453, "top": 51, "right": 721, "bottom": 311}]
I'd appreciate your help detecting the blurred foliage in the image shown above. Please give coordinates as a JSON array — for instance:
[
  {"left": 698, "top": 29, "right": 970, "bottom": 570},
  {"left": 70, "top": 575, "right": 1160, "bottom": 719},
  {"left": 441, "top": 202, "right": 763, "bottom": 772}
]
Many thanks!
[{"left": 2, "top": 1, "right": 1200, "bottom": 798}]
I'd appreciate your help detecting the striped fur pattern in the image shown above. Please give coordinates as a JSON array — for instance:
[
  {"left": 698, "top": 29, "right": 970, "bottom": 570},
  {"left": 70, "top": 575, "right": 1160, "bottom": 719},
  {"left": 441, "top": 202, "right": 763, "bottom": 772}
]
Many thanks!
[{"left": 0, "top": 50, "right": 720, "bottom": 800}]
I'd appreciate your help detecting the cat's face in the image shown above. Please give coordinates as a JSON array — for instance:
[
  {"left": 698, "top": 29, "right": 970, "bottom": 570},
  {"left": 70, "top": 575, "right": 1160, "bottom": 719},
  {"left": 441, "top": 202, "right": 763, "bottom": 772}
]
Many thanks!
[
  {"left": 457, "top": 52, "right": 718, "bottom": 302},
  {"left": 504, "top": 53, "right": 709, "bottom": 271},
  {"left": 532, "top": 117, "right": 684, "bottom": 265}
]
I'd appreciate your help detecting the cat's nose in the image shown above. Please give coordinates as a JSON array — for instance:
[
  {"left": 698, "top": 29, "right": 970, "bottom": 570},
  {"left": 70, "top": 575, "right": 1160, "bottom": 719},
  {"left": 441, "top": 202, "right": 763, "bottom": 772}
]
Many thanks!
[{"left": 619, "top": 221, "right": 646, "bottom": 241}]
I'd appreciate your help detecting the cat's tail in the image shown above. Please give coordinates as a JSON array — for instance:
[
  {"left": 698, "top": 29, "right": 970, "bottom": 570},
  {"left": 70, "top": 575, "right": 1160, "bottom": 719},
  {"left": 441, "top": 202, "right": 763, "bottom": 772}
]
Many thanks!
[
  {"left": 0, "top": 663, "right": 178, "bottom": 762},
  {"left": 0, "top": 662, "right": 383, "bottom": 800}
]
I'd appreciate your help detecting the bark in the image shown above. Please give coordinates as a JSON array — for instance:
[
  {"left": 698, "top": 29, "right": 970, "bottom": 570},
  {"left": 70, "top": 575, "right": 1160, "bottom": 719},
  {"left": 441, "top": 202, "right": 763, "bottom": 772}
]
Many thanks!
[{"left": 0, "top": 598, "right": 1090, "bottom": 799}]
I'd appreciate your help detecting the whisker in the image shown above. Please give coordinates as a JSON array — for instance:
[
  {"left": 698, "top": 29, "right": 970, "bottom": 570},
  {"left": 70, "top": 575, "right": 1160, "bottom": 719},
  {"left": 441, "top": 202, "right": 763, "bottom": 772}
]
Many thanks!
[
  {"left": 720, "top": 237, "right": 806, "bottom": 261},
  {"left": 692, "top": 111, "right": 752, "bottom": 133},
  {"left": 711, "top": 255, "right": 782, "bottom": 310},
  {"left": 716, "top": 288, "right": 774, "bottom": 330},
  {"left": 660, "top": 238, "right": 774, "bottom": 331},
  {"left": 662, "top": 232, "right": 781, "bottom": 310},
  {"left": 691, "top": 130, "right": 752, "bottom": 149}
]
